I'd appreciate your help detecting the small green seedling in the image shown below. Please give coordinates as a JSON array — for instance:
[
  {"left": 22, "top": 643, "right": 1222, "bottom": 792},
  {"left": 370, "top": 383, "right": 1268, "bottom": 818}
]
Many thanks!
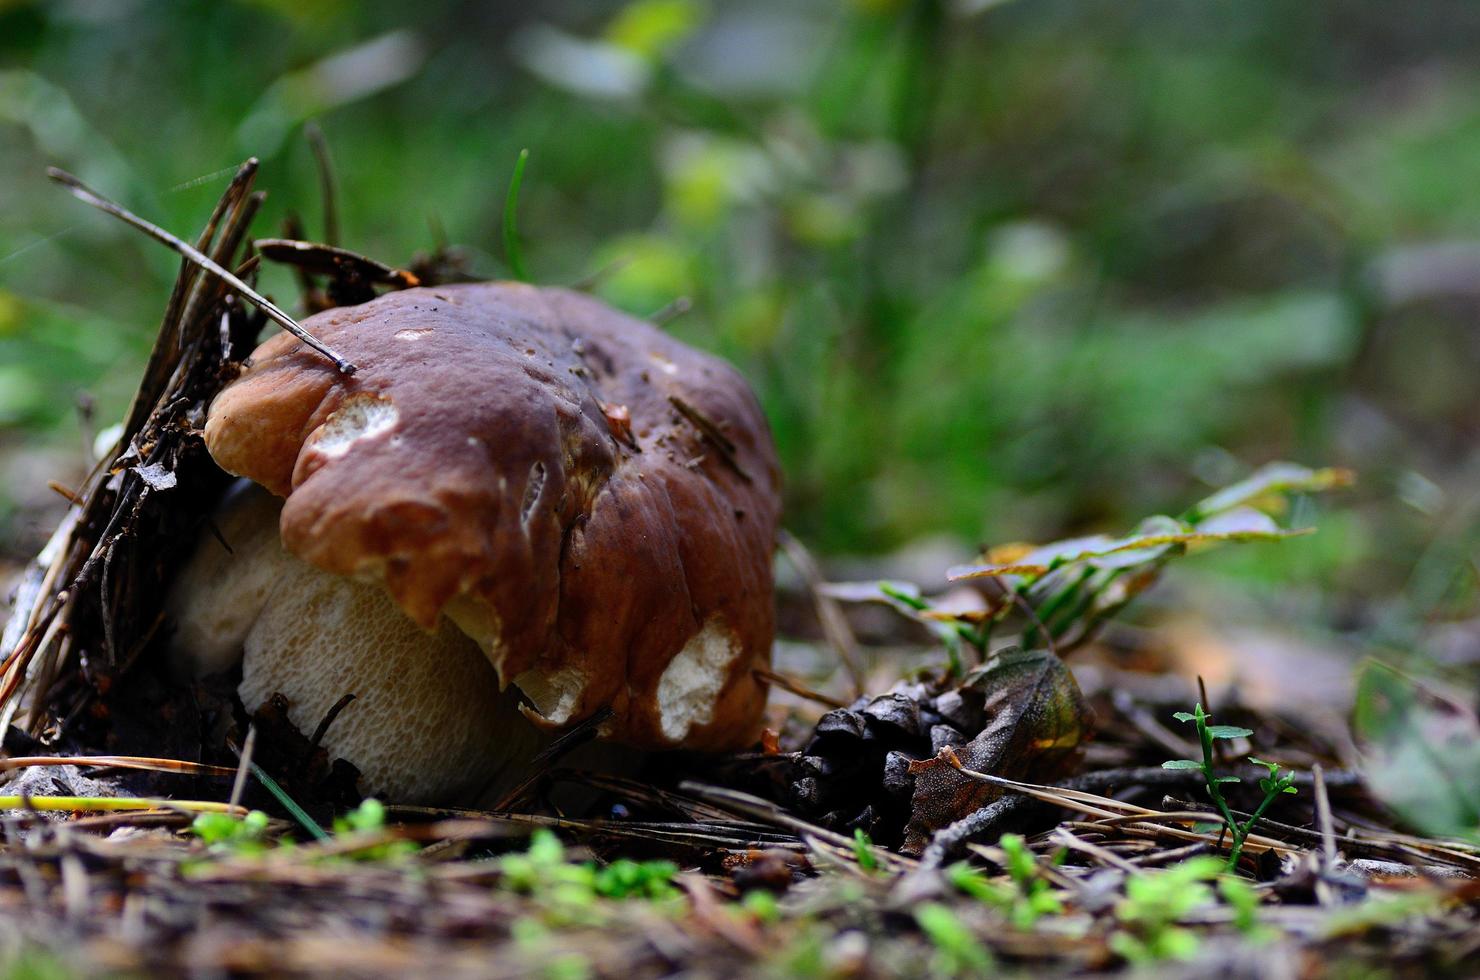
[
  {"left": 1162, "top": 703, "right": 1297, "bottom": 870},
  {"left": 1217, "top": 874, "right": 1269, "bottom": 939},
  {"left": 498, "top": 830, "right": 679, "bottom": 908},
  {"left": 1110, "top": 857, "right": 1273, "bottom": 964},
  {"left": 852, "top": 828, "right": 882, "bottom": 873},
  {"left": 190, "top": 809, "right": 271, "bottom": 854},
  {"left": 1109, "top": 856, "right": 1223, "bottom": 964},
  {"left": 329, "top": 798, "right": 419, "bottom": 861},
  {"left": 914, "top": 902, "right": 994, "bottom": 975},
  {"left": 945, "top": 833, "right": 1063, "bottom": 929},
  {"left": 740, "top": 888, "right": 780, "bottom": 924},
  {"left": 594, "top": 858, "right": 681, "bottom": 900},
  {"left": 332, "top": 797, "right": 386, "bottom": 835}
]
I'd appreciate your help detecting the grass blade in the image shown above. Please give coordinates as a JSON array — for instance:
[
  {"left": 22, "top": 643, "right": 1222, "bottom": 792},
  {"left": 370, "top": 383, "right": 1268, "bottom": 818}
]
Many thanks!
[{"left": 502, "top": 148, "right": 530, "bottom": 281}]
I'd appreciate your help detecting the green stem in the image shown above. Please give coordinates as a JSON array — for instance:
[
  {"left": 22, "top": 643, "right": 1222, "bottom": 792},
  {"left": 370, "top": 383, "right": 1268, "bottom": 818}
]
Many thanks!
[{"left": 1227, "top": 790, "right": 1279, "bottom": 871}]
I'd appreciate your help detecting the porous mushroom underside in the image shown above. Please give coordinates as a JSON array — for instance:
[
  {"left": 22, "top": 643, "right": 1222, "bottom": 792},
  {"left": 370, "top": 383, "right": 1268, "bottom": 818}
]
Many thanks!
[
  {"left": 167, "top": 483, "right": 547, "bottom": 804},
  {"left": 200, "top": 281, "right": 783, "bottom": 754}
]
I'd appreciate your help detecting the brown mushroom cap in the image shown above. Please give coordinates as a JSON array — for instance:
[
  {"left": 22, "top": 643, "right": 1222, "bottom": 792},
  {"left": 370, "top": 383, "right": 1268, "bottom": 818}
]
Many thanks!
[{"left": 204, "top": 282, "right": 781, "bottom": 750}]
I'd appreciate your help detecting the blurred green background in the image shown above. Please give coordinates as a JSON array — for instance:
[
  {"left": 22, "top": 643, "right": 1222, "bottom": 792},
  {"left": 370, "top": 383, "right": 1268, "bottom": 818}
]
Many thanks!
[{"left": 3, "top": 0, "right": 1480, "bottom": 673}]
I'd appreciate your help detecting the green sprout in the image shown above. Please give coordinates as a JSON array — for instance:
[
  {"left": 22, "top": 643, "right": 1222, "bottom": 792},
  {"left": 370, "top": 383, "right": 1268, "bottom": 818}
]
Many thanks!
[
  {"left": 190, "top": 799, "right": 423, "bottom": 862},
  {"left": 852, "top": 828, "right": 882, "bottom": 873},
  {"left": 1109, "top": 856, "right": 1224, "bottom": 964},
  {"left": 945, "top": 833, "right": 1063, "bottom": 929},
  {"left": 1162, "top": 703, "right": 1297, "bottom": 870},
  {"left": 189, "top": 808, "right": 271, "bottom": 855},
  {"left": 1217, "top": 874, "right": 1271, "bottom": 939},
  {"left": 497, "top": 830, "right": 680, "bottom": 908},
  {"left": 740, "top": 888, "right": 780, "bottom": 924},
  {"left": 913, "top": 902, "right": 994, "bottom": 976},
  {"left": 331, "top": 797, "right": 387, "bottom": 835},
  {"left": 329, "top": 798, "right": 419, "bottom": 862},
  {"left": 594, "top": 859, "right": 682, "bottom": 900}
]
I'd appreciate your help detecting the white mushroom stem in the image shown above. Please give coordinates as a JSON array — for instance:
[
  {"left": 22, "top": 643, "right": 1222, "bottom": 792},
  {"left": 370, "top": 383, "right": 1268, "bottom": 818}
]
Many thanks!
[{"left": 166, "top": 483, "right": 549, "bottom": 804}]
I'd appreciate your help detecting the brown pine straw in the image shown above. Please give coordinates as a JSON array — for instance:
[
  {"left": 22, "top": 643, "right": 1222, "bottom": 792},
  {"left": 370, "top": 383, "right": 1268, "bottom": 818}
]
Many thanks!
[{"left": 0, "top": 756, "right": 237, "bottom": 778}]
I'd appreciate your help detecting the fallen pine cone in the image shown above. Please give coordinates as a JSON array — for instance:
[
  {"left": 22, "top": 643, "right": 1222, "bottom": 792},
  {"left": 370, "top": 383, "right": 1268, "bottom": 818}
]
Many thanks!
[{"left": 789, "top": 648, "right": 1093, "bottom": 853}]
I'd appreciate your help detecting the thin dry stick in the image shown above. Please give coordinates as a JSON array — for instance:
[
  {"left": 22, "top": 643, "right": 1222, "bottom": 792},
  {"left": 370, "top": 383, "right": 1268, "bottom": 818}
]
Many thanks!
[
  {"left": 1, "top": 165, "right": 267, "bottom": 735},
  {"left": 650, "top": 296, "right": 692, "bottom": 326},
  {"left": 1070, "top": 818, "right": 1297, "bottom": 858},
  {"left": 1313, "top": 763, "right": 1337, "bottom": 869},
  {"left": 46, "top": 167, "right": 356, "bottom": 374},
  {"left": 680, "top": 781, "right": 917, "bottom": 873},
  {"left": 569, "top": 255, "right": 633, "bottom": 292},
  {"left": 668, "top": 395, "right": 751, "bottom": 483},
  {"left": 777, "top": 529, "right": 865, "bottom": 699},
  {"left": 1008, "top": 588, "right": 1059, "bottom": 658},
  {"left": 936, "top": 749, "right": 1294, "bottom": 856},
  {"left": 229, "top": 727, "right": 257, "bottom": 814},
  {"left": 0, "top": 593, "right": 70, "bottom": 717},
  {"left": 1050, "top": 826, "right": 1142, "bottom": 874},
  {"left": 752, "top": 667, "right": 848, "bottom": 709}
]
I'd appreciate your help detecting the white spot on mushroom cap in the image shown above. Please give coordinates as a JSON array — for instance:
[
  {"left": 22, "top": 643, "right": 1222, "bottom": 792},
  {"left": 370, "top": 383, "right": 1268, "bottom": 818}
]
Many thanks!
[
  {"left": 309, "top": 392, "right": 399, "bottom": 459},
  {"left": 656, "top": 620, "right": 739, "bottom": 742},
  {"left": 394, "top": 327, "right": 435, "bottom": 341}
]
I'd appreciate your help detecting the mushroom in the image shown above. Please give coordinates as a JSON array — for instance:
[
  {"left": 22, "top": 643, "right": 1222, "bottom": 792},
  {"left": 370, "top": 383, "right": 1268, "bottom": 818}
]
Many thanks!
[{"left": 167, "top": 282, "right": 781, "bottom": 804}]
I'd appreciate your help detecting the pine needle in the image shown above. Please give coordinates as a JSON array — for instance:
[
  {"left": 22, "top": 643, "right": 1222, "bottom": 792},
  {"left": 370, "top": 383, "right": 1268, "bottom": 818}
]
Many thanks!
[
  {"left": 248, "top": 762, "right": 329, "bottom": 841},
  {"left": 0, "top": 796, "right": 242, "bottom": 814}
]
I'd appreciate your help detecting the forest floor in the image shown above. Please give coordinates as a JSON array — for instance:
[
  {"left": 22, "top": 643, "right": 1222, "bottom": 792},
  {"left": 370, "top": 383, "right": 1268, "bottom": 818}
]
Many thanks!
[{"left": 1, "top": 167, "right": 1476, "bottom": 980}]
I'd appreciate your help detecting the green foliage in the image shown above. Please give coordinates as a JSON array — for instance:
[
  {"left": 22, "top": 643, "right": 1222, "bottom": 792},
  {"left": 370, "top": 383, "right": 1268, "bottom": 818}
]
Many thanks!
[
  {"left": 0, "top": 950, "right": 76, "bottom": 980},
  {"left": 740, "top": 888, "right": 780, "bottom": 924},
  {"left": 770, "top": 928, "right": 827, "bottom": 979},
  {"left": 510, "top": 919, "right": 596, "bottom": 980},
  {"left": 878, "top": 583, "right": 982, "bottom": 676},
  {"left": 331, "top": 799, "right": 419, "bottom": 862},
  {"left": 852, "top": 827, "right": 881, "bottom": 873},
  {"left": 604, "top": 0, "right": 706, "bottom": 60},
  {"left": 594, "top": 859, "right": 682, "bottom": 900},
  {"left": 1, "top": 0, "right": 1428, "bottom": 602},
  {"left": 188, "top": 798, "right": 421, "bottom": 862},
  {"left": 1109, "top": 857, "right": 1226, "bottom": 964},
  {"left": 913, "top": 903, "right": 994, "bottom": 976},
  {"left": 945, "top": 833, "right": 1063, "bottom": 930},
  {"left": 502, "top": 148, "right": 531, "bottom": 282},
  {"left": 1319, "top": 891, "right": 1447, "bottom": 938},
  {"left": 1216, "top": 875, "right": 1268, "bottom": 939},
  {"left": 1163, "top": 703, "right": 1297, "bottom": 870},
  {"left": 1353, "top": 661, "right": 1480, "bottom": 843},
  {"left": 497, "top": 830, "right": 680, "bottom": 907},
  {"left": 836, "top": 463, "right": 1344, "bottom": 675},
  {"left": 331, "top": 797, "right": 386, "bottom": 835},
  {"left": 190, "top": 808, "right": 271, "bottom": 855}
]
